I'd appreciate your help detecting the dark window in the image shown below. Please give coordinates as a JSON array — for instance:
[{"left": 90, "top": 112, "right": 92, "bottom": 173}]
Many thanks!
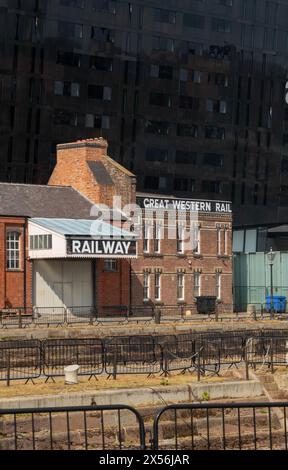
[
  {"left": 206, "top": 99, "right": 227, "bottom": 114},
  {"left": 92, "top": 0, "right": 116, "bottom": 14},
  {"left": 175, "top": 150, "right": 197, "bottom": 164},
  {"left": 205, "top": 126, "right": 225, "bottom": 139},
  {"left": 145, "top": 120, "right": 170, "bottom": 135},
  {"left": 212, "top": 18, "right": 231, "bottom": 33},
  {"left": 144, "top": 175, "right": 168, "bottom": 190},
  {"left": 179, "top": 96, "right": 199, "bottom": 110},
  {"left": 183, "top": 13, "right": 205, "bottom": 29},
  {"left": 88, "top": 85, "right": 112, "bottom": 100},
  {"left": 215, "top": 73, "right": 229, "bottom": 87},
  {"left": 202, "top": 180, "right": 222, "bottom": 193},
  {"left": 54, "top": 81, "right": 80, "bottom": 97},
  {"left": 91, "top": 27, "right": 115, "bottom": 43},
  {"left": 58, "top": 21, "right": 83, "bottom": 39},
  {"left": 85, "top": 114, "right": 110, "bottom": 129},
  {"left": 89, "top": 56, "right": 113, "bottom": 71},
  {"left": 151, "top": 64, "right": 173, "bottom": 79},
  {"left": 150, "top": 91, "right": 171, "bottom": 107},
  {"left": 57, "top": 51, "right": 81, "bottom": 67},
  {"left": 52, "top": 109, "right": 78, "bottom": 126},
  {"left": 203, "top": 153, "right": 224, "bottom": 167},
  {"left": 283, "top": 134, "right": 288, "bottom": 145},
  {"left": 146, "top": 148, "right": 168, "bottom": 162},
  {"left": 177, "top": 124, "right": 198, "bottom": 137},
  {"left": 152, "top": 36, "right": 174, "bottom": 52},
  {"left": 60, "top": 0, "right": 85, "bottom": 7},
  {"left": 282, "top": 157, "right": 288, "bottom": 173},
  {"left": 174, "top": 178, "right": 195, "bottom": 192},
  {"left": 154, "top": 8, "right": 176, "bottom": 24}
]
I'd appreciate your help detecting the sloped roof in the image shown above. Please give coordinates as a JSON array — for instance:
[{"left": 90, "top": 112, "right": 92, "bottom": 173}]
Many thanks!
[
  {"left": 0, "top": 183, "right": 95, "bottom": 218},
  {"left": 31, "top": 218, "right": 136, "bottom": 238}
]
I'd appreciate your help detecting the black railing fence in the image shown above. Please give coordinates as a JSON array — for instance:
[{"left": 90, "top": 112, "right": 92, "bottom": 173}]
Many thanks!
[
  {"left": 1, "top": 402, "right": 288, "bottom": 450},
  {"left": 1, "top": 330, "right": 288, "bottom": 383},
  {"left": 2, "top": 301, "right": 283, "bottom": 329},
  {"left": 152, "top": 402, "right": 288, "bottom": 450},
  {"left": 0, "top": 405, "right": 146, "bottom": 450}
]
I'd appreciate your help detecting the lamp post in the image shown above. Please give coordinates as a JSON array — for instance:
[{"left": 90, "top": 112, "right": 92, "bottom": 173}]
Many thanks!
[{"left": 267, "top": 247, "right": 276, "bottom": 319}]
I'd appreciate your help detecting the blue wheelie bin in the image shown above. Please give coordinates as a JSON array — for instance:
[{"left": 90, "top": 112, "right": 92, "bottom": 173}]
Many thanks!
[{"left": 265, "top": 295, "right": 287, "bottom": 313}]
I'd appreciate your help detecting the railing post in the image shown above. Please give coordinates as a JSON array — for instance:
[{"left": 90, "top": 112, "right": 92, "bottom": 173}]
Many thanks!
[
  {"left": 197, "top": 347, "right": 201, "bottom": 382},
  {"left": 6, "top": 352, "right": 10, "bottom": 387},
  {"left": 270, "top": 339, "right": 274, "bottom": 374},
  {"left": 113, "top": 348, "right": 118, "bottom": 380},
  {"left": 18, "top": 309, "right": 22, "bottom": 329},
  {"left": 64, "top": 307, "right": 68, "bottom": 325},
  {"left": 244, "top": 343, "right": 249, "bottom": 380}
]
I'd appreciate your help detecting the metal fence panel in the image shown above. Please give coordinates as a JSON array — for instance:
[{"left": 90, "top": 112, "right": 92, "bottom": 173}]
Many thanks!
[{"left": 0, "top": 340, "right": 41, "bottom": 382}]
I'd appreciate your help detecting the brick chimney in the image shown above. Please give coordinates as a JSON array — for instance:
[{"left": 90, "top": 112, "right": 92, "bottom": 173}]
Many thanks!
[{"left": 48, "top": 138, "right": 136, "bottom": 207}]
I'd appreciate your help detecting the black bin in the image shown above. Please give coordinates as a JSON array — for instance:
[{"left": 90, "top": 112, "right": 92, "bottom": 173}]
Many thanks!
[{"left": 195, "top": 296, "right": 217, "bottom": 314}]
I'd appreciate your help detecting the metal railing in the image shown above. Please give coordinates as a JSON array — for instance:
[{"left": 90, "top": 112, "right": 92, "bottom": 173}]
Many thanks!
[
  {"left": 0, "top": 405, "right": 146, "bottom": 450},
  {"left": 2, "top": 331, "right": 288, "bottom": 384},
  {"left": 153, "top": 402, "right": 288, "bottom": 450},
  {"left": 2, "top": 401, "right": 288, "bottom": 450}
]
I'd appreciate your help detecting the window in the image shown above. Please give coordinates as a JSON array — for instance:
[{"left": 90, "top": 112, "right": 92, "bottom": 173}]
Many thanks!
[
  {"left": 224, "top": 227, "right": 228, "bottom": 255},
  {"left": 192, "top": 225, "right": 200, "bottom": 254},
  {"left": 144, "top": 175, "right": 168, "bottom": 190},
  {"left": 88, "top": 85, "right": 112, "bottom": 100},
  {"left": 205, "top": 126, "right": 225, "bottom": 140},
  {"left": 52, "top": 109, "right": 78, "bottom": 126},
  {"left": 91, "top": 27, "right": 115, "bottom": 43},
  {"left": 177, "top": 273, "right": 185, "bottom": 301},
  {"left": 150, "top": 64, "right": 173, "bottom": 79},
  {"left": 155, "top": 273, "right": 161, "bottom": 301},
  {"left": 92, "top": 0, "right": 116, "bottom": 14},
  {"left": 282, "top": 157, "right": 288, "bottom": 173},
  {"left": 175, "top": 151, "right": 197, "bottom": 164},
  {"left": 174, "top": 178, "right": 195, "bottom": 192},
  {"left": 215, "top": 73, "right": 229, "bottom": 87},
  {"left": 54, "top": 81, "right": 80, "bottom": 97},
  {"left": 217, "top": 226, "right": 221, "bottom": 255},
  {"left": 6, "top": 230, "right": 20, "bottom": 270},
  {"left": 203, "top": 153, "right": 224, "bottom": 167},
  {"left": 183, "top": 13, "right": 205, "bottom": 29},
  {"left": 58, "top": 21, "right": 83, "bottom": 39},
  {"left": 177, "top": 124, "right": 198, "bottom": 138},
  {"left": 143, "top": 272, "right": 150, "bottom": 301},
  {"left": 60, "top": 0, "right": 85, "bottom": 7},
  {"left": 85, "top": 114, "right": 110, "bottom": 129},
  {"left": 152, "top": 36, "right": 174, "bottom": 52},
  {"left": 143, "top": 224, "right": 150, "bottom": 253},
  {"left": 150, "top": 91, "right": 171, "bottom": 107},
  {"left": 206, "top": 99, "right": 227, "bottom": 114},
  {"left": 191, "top": 70, "right": 202, "bottom": 83},
  {"left": 179, "top": 96, "right": 199, "bottom": 110},
  {"left": 30, "top": 234, "right": 52, "bottom": 250},
  {"left": 215, "top": 273, "right": 221, "bottom": 299},
  {"left": 145, "top": 120, "right": 170, "bottom": 136},
  {"left": 154, "top": 8, "right": 176, "bottom": 24},
  {"left": 154, "top": 224, "right": 162, "bottom": 253},
  {"left": 179, "top": 69, "right": 188, "bottom": 82},
  {"left": 202, "top": 180, "right": 222, "bottom": 193},
  {"left": 194, "top": 273, "right": 201, "bottom": 297},
  {"left": 89, "top": 56, "right": 113, "bottom": 71},
  {"left": 57, "top": 51, "right": 81, "bottom": 67},
  {"left": 177, "top": 225, "right": 184, "bottom": 254},
  {"left": 104, "top": 259, "right": 118, "bottom": 271},
  {"left": 212, "top": 18, "right": 231, "bottom": 33},
  {"left": 146, "top": 148, "right": 168, "bottom": 162}
]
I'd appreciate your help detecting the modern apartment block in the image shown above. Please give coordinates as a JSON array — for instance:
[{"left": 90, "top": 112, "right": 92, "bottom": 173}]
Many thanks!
[{"left": 1, "top": 0, "right": 288, "bottom": 225}]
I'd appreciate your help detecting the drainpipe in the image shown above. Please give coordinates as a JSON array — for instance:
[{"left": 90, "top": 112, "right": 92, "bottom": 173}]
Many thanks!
[{"left": 23, "top": 217, "right": 27, "bottom": 312}]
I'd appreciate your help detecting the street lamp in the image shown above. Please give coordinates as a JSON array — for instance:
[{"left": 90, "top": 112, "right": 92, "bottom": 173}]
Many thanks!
[{"left": 267, "top": 247, "right": 276, "bottom": 318}]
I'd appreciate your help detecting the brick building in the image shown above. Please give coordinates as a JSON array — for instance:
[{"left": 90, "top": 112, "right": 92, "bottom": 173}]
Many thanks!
[{"left": 0, "top": 137, "right": 233, "bottom": 316}]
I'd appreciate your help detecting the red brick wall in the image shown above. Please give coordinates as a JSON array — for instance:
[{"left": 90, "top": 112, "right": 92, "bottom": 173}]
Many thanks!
[
  {"left": 0, "top": 217, "right": 32, "bottom": 309},
  {"left": 97, "top": 259, "right": 131, "bottom": 315},
  {"left": 131, "top": 212, "right": 233, "bottom": 313}
]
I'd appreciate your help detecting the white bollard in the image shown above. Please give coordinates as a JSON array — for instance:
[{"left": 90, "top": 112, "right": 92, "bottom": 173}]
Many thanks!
[{"left": 64, "top": 364, "right": 80, "bottom": 384}]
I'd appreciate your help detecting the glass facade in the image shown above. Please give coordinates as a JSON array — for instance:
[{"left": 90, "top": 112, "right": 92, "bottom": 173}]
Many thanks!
[{"left": 1, "top": 0, "right": 288, "bottom": 225}]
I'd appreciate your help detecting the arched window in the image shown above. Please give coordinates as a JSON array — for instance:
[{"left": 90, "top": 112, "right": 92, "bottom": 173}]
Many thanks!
[{"left": 6, "top": 230, "right": 20, "bottom": 270}]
